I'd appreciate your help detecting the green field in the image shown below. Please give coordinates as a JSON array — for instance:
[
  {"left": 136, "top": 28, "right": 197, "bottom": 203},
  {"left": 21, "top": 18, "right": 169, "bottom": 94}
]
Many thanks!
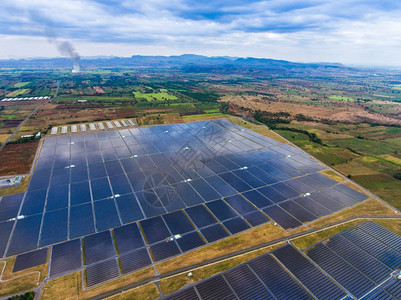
[
  {"left": 328, "top": 95, "right": 355, "bottom": 101},
  {"left": 6, "top": 89, "right": 29, "bottom": 97},
  {"left": 133, "top": 90, "right": 178, "bottom": 101},
  {"left": 13, "top": 82, "right": 30, "bottom": 88}
]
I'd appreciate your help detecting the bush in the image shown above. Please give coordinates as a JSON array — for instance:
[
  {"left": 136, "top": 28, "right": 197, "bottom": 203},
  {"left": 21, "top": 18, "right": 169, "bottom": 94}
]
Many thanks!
[{"left": 8, "top": 291, "right": 35, "bottom": 300}]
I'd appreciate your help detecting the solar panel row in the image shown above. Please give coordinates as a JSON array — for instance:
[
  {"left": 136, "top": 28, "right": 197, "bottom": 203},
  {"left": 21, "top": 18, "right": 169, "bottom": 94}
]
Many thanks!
[{"left": 166, "top": 222, "right": 400, "bottom": 300}]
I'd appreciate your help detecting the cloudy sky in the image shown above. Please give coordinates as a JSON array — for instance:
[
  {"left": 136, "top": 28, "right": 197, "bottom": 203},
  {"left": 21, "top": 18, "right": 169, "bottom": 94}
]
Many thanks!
[{"left": 1, "top": 0, "right": 401, "bottom": 66}]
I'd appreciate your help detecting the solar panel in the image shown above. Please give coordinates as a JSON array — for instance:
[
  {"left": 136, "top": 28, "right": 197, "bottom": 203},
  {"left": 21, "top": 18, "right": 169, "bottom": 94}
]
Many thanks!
[
  {"left": 200, "top": 224, "right": 229, "bottom": 243},
  {"left": 185, "top": 205, "right": 217, "bottom": 228},
  {"left": 70, "top": 181, "right": 91, "bottom": 206},
  {"left": 174, "top": 182, "right": 204, "bottom": 206},
  {"left": 93, "top": 199, "right": 121, "bottom": 231},
  {"left": 120, "top": 248, "right": 152, "bottom": 274},
  {"left": 293, "top": 196, "right": 332, "bottom": 217},
  {"left": 307, "top": 243, "right": 375, "bottom": 298},
  {"left": 263, "top": 206, "right": 302, "bottom": 229},
  {"left": 223, "top": 217, "right": 251, "bottom": 234},
  {"left": 115, "top": 194, "right": 144, "bottom": 224},
  {"left": 241, "top": 190, "right": 273, "bottom": 209},
  {"left": 91, "top": 177, "right": 113, "bottom": 201},
  {"left": 243, "top": 211, "right": 269, "bottom": 226},
  {"left": 273, "top": 244, "right": 346, "bottom": 299},
  {"left": 140, "top": 216, "right": 171, "bottom": 244},
  {"left": 39, "top": 208, "right": 68, "bottom": 246},
  {"left": 224, "top": 194, "right": 257, "bottom": 214},
  {"left": 28, "top": 171, "right": 51, "bottom": 191},
  {"left": 150, "top": 240, "right": 181, "bottom": 261},
  {"left": 176, "top": 232, "right": 205, "bottom": 252},
  {"left": 86, "top": 258, "right": 120, "bottom": 287},
  {"left": 114, "top": 223, "right": 144, "bottom": 254},
  {"left": 189, "top": 178, "right": 221, "bottom": 201},
  {"left": 196, "top": 275, "right": 236, "bottom": 300},
  {"left": 219, "top": 172, "right": 252, "bottom": 193},
  {"left": 204, "top": 175, "right": 237, "bottom": 197},
  {"left": 0, "top": 221, "right": 15, "bottom": 256},
  {"left": 0, "top": 193, "right": 24, "bottom": 221},
  {"left": 69, "top": 203, "right": 95, "bottom": 238},
  {"left": 205, "top": 199, "right": 238, "bottom": 221},
  {"left": 257, "top": 186, "right": 287, "bottom": 204},
  {"left": 50, "top": 239, "right": 81, "bottom": 277},
  {"left": 20, "top": 189, "right": 47, "bottom": 215},
  {"left": 13, "top": 248, "right": 48, "bottom": 272},
  {"left": 135, "top": 190, "right": 166, "bottom": 217},
  {"left": 164, "top": 287, "right": 200, "bottom": 300},
  {"left": 309, "top": 191, "right": 343, "bottom": 212},
  {"left": 224, "top": 264, "right": 274, "bottom": 299},
  {"left": 249, "top": 254, "right": 312, "bottom": 300},
  {"left": 279, "top": 201, "right": 317, "bottom": 223},
  {"left": 7, "top": 214, "right": 42, "bottom": 255},
  {"left": 359, "top": 222, "right": 401, "bottom": 253},
  {"left": 84, "top": 231, "right": 116, "bottom": 265},
  {"left": 162, "top": 210, "right": 195, "bottom": 234}
]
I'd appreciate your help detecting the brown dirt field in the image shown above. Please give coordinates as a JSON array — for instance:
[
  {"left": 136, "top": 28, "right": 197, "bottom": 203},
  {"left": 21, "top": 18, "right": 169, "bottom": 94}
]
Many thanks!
[
  {"left": 0, "top": 142, "right": 39, "bottom": 175},
  {"left": 219, "top": 95, "right": 401, "bottom": 125},
  {"left": 93, "top": 86, "right": 105, "bottom": 94},
  {"left": 26, "top": 106, "right": 136, "bottom": 128}
]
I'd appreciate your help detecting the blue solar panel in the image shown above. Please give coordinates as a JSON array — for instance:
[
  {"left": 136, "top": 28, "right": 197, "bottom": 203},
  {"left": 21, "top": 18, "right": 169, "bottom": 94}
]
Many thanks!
[
  {"left": 243, "top": 211, "right": 269, "bottom": 226},
  {"left": 88, "top": 163, "right": 107, "bottom": 179},
  {"left": 154, "top": 185, "right": 186, "bottom": 212},
  {"left": 115, "top": 194, "right": 144, "bottom": 223},
  {"left": 241, "top": 190, "right": 273, "bottom": 209},
  {"left": 120, "top": 248, "right": 151, "bottom": 273},
  {"left": 206, "top": 199, "right": 237, "bottom": 221},
  {"left": 162, "top": 210, "right": 195, "bottom": 234},
  {"left": 0, "top": 220, "right": 14, "bottom": 256},
  {"left": 190, "top": 178, "right": 221, "bottom": 201},
  {"left": 263, "top": 205, "right": 302, "bottom": 229},
  {"left": 39, "top": 208, "right": 68, "bottom": 246},
  {"left": 140, "top": 216, "right": 171, "bottom": 244},
  {"left": 185, "top": 205, "right": 217, "bottom": 228},
  {"left": 70, "top": 181, "right": 91, "bottom": 205},
  {"left": 86, "top": 258, "right": 120, "bottom": 287},
  {"left": 177, "top": 232, "right": 205, "bottom": 252},
  {"left": 20, "top": 189, "right": 47, "bottom": 215},
  {"left": 293, "top": 196, "right": 332, "bottom": 217},
  {"left": 114, "top": 223, "right": 144, "bottom": 254},
  {"left": 224, "top": 264, "right": 274, "bottom": 299},
  {"left": 204, "top": 175, "right": 237, "bottom": 197},
  {"left": 273, "top": 244, "right": 346, "bottom": 299},
  {"left": 46, "top": 185, "right": 68, "bottom": 211},
  {"left": 91, "top": 177, "right": 113, "bottom": 201},
  {"left": 50, "top": 168, "right": 70, "bottom": 188},
  {"left": 257, "top": 186, "right": 287, "bottom": 203},
  {"left": 50, "top": 239, "right": 81, "bottom": 277},
  {"left": 224, "top": 194, "right": 257, "bottom": 215},
  {"left": 94, "top": 199, "right": 121, "bottom": 231},
  {"left": 105, "top": 160, "right": 124, "bottom": 176},
  {"left": 223, "top": 217, "right": 251, "bottom": 234},
  {"left": 279, "top": 201, "right": 317, "bottom": 223},
  {"left": 135, "top": 190, "right": 166, "bottom": 218},
  {"left": 28, "top": 171, "right": 51, "bottom": 191},
  {"left": 219, "top": 172, "right": 252, "bottom": 193},
  {"left": 200, "top": 224, "right": 229, "bottom": 243},
  {"left": 174, "top": 182, "right": 204, "bottom": 206},
  {"left": 84, "top": 231, "right": 116, "bottom": 265},
  {"left": 196, "top": 275, "right": 236, "bottom": 300},
  {"left": 69, "top": 203, "right": 95, "bottom": 238},
  {"left": 13, "top": 248, "right": 47, "bottom": 272},
  {"left": 7, "top": 214, "right": 42, "bottom": 255},
  {"left": 0, "top": 193, "right": 24, "bottom": 221},
  {"left": 150, "top": 240, "right": 181, "bottom": 261},
  {"left": 249, "top": 254, "right": 312, "bottom": 300}
]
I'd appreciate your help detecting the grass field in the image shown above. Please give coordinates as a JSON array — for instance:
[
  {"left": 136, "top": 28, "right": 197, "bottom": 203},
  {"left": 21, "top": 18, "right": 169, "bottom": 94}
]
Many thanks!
[
  {"left": 328, "top": 95, "right": 355, "bottom": 101},
  {"left": 6, "top": 89, "right": 29, "bottom": 97},
  {"left": 13, "top": 82, "right": 30, "bottom": 88},
  {"left": 133, "top": 90, "right": 178, "bottom": 101}
]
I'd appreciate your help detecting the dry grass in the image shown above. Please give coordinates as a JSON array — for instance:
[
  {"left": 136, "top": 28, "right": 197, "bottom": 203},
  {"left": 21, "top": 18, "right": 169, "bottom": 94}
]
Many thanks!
[
  {"left": 226, "top": 116, "right": 289, "bottom": 143},
  {"left": 0, "top": 175, "right": 30, "bottom": 197},
  {"left": 291, "top": 220, "right": 361, "bottom": 250},
  {"left": 40, "top": 267, "right": 155, "bottom": 300},
  {"left": 321, "top": 170, "right": 344, "bottom": 183},
  {"left": 0, "top": 256, "right": 47, "bottom": 297},
  {"left": 156, "top": 223, "right": 287, "bottom": 274},
  {"left": 106, "top": 283, "right": 159, "bottom": 300},
  {"left": 159, "top": 243, "right": 284, "bottom": 296},
  {"left": 373, "top": 219, "right": 401, "bottom": 235},
  {"left": 308, "top": 199, "right": 397, "bottom": 229}
]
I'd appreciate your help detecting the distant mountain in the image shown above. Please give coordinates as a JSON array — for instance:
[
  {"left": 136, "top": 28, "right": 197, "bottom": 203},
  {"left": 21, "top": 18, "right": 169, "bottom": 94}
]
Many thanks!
[{"left": 0, "top": 54, "right": 370, "bottom": 77}]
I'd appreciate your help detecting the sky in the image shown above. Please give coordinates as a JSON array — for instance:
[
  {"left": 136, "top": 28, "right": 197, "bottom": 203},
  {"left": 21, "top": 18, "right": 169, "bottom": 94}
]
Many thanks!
[{"left": 1, "top": 0, "right": 401, "bottom": 66}]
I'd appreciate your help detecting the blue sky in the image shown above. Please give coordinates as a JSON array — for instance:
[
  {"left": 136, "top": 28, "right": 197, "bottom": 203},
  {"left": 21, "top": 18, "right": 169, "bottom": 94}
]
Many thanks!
[{"left": 1, "top": 0, "right": 401, "bottom": 66}]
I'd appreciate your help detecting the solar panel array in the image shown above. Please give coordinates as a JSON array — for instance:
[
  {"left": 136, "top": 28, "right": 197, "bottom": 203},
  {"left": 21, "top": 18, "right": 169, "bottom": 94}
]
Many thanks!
[
  {"left": 0, "top": 120, "right": 369, "bottom": 286},
  {"left": 166, "top": 222, "right": 401, "bottom": 300}
]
